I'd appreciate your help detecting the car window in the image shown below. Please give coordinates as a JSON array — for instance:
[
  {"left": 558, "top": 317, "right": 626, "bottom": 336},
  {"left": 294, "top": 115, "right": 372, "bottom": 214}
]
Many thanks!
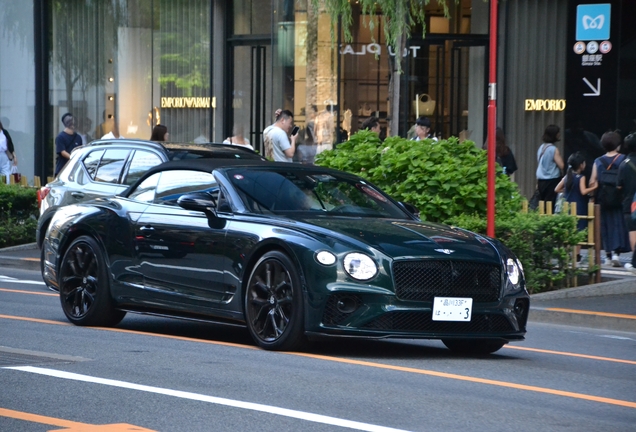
[
  {"left": 128, "top": 172, "right": 161, "bottom": 203},
  {"left": 82, "top": 149, "right": 105, "bottom": 180},
  {"left": 154, "top": 170, "right": 218, "bottom": 206},
  {"left": 123, "top": 150, "right": 163, "bottom": 186},
  {"left": 228, "top": 168, "right": 408, "bottom": 218},
  {"left": 94, "top": 149, "right": 131, "bottom": 183}
]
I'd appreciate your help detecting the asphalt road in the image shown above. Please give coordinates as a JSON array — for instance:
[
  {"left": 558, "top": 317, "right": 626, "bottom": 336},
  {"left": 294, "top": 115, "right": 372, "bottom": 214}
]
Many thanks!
[{"left": 0, "top": 267, "right": 635, "bottom": 432}]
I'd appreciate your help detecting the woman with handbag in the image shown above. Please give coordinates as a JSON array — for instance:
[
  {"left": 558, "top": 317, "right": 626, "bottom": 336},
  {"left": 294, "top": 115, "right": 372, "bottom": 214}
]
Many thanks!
[
  {"left": 536, "top": 124, "right": 564, "bottom": 207},
  {"left": 0, "top": 119, "right": 17, "bottom": 185}
]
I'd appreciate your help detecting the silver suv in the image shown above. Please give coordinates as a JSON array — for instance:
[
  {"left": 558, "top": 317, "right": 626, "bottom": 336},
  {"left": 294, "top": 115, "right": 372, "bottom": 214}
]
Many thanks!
[{"left": 36, "top": 139, "right": 265, "bottom": 248}]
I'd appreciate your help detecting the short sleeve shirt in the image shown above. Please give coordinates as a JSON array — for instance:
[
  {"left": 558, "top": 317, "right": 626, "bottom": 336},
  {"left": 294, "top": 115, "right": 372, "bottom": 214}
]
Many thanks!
[
  {"left": 536, "top": 144, "right": 560, "bottom": 180},
  {"left": 616, "top": 154, "right": 636, "bottom": 214},
  {"left": 55, "top": 131, "right": 82, "bottom": 175},
  {"left": 263, "top": 125, "right": 292, "bottom": 162}
]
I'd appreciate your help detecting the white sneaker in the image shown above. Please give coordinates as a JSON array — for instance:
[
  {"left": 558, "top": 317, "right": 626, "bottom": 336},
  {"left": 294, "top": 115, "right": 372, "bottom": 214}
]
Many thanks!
[
  {"left": 611, "top": 253, "right": 621, "bottom": 267},
  {"left": 624, "top": 263, "right": 636, "bottom": 274}
]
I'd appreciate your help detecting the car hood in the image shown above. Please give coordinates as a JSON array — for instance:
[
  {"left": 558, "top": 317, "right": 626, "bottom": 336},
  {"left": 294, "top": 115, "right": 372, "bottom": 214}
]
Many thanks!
[{"left": 298, "top": 217, "right": 501, "bottom": 262}]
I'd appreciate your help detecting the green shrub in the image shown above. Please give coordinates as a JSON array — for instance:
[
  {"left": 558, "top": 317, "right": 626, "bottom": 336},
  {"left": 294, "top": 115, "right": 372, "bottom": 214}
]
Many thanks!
[
  {"left": 316, "top": 132, "right": 523, "bottom": 223},
  {"left": 0, "top": 184, "right": 39, "bottom": 248}
]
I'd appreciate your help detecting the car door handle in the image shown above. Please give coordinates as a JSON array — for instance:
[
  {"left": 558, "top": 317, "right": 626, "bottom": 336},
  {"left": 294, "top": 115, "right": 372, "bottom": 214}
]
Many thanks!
[
  {"left": 139, "top": 226, "right": 155, "bottom": 232},
  {"left": 71, "top": 192, "right": 85, "bottom": 198}
]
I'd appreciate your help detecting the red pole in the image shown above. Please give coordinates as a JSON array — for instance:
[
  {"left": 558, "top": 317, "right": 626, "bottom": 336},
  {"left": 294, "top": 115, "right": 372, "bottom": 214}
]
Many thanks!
[{"left": 486, "top": 0, "right": 498, "bottom": 237}]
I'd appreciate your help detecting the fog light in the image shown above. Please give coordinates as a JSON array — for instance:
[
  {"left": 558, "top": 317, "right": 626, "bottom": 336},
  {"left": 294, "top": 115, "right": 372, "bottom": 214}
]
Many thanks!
[{"left": 336, "top": 296, "right": 358, "bottom": 314}]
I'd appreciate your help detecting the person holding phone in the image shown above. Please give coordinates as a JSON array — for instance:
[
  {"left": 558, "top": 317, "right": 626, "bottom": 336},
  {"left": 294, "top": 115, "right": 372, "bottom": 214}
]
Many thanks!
[{"left": 263, "top": 109, "right": 297, "bottom": 162}]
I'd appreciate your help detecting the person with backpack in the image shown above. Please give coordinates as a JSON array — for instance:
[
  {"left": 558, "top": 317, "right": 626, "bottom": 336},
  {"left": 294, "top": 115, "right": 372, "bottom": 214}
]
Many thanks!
[
  {"left": 589, "top": 131, "right": 630, "bottom": 267},
  {"left": 616, "top": 133, "right": 636, "bottom": 272}
]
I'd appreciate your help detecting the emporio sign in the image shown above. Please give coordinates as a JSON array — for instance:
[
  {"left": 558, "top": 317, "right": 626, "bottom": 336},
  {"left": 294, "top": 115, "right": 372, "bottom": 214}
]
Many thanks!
[
  {"left": 161, "top": 97, "right": 211, "bottom": 108},
  {"left": 524, "top": 99, "right": 567, "bottom": 111}
]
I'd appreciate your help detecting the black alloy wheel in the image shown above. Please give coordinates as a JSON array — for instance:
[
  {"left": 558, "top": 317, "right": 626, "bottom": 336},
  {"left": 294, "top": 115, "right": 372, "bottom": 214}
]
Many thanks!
[
  {"left": 58, "top": 236, "right": 126, "bottom": 327},
  {"left": 245, "top": 251, "right": 306, "bottom": 351},
  {"left": 442, "top": 338, "right": 506, "bottom": 355}
]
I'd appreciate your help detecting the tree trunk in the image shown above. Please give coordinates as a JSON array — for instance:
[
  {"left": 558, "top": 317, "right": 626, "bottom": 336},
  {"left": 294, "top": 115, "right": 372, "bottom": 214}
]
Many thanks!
[{"left": 388, "top": 31, "right": 406, "bottom": 137}]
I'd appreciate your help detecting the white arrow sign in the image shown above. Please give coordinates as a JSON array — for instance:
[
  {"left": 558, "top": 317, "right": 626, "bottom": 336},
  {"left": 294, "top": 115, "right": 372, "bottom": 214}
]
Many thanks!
[{"left": 583, "top": 77, "right": 601, "bottom": 96}]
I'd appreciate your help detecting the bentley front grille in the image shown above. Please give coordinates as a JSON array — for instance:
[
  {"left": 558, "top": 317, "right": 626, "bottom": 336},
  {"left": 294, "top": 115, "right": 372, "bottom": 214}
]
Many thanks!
[{"left": 392, "top": 260, "right": 501, "bottom": 302}]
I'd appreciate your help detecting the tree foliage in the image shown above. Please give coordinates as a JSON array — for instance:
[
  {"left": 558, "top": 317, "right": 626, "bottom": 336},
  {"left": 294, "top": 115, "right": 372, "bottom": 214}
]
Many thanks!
[{"left": 311, "top": 0, "right": 454, "bottom": 53}]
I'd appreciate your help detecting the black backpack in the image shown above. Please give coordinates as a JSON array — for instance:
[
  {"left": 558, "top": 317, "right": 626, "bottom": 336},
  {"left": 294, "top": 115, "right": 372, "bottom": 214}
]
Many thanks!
[{"left": 597, "top": 155, "right": 621, "bottom": 209}]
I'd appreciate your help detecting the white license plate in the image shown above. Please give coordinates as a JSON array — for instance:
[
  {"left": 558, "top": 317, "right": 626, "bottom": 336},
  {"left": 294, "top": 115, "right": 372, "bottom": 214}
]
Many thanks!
[{"left": 432, "top": 297, "right": 473, "bottom": 321}]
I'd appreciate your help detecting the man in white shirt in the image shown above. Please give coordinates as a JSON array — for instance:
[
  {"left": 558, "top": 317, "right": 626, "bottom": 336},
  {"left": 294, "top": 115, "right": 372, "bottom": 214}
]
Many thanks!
[{"left": 263, "top": 109, "right": 297, "bottom": 162}]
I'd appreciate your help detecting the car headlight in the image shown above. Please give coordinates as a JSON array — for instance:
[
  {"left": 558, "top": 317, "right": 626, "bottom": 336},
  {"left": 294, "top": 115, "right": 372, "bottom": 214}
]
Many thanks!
[
  {"left": 506, "top": 258, "right": 521, "bottom": 286},
  {"left": 343, "top": 253, "right": 378, "bottom": 280}
]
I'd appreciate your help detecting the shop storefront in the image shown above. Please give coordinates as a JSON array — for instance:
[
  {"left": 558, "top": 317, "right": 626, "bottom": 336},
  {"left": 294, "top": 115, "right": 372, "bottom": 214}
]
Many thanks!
[{"left": 0, "top": 0, "right": 635, "bottom": 199}]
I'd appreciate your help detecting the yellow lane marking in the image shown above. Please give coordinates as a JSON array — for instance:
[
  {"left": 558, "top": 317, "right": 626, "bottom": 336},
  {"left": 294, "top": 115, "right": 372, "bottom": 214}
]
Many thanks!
[
  {"left": 0, "top": 287, "right": 57, "bottom": 296},
  {"left": 545, "top": 308, "right": 636, "bottom": 320},
  {"left": 287, "top": 352, "right": 636, "bottom": 409},
  {"left": 0, "top": 314, "right": 70, "bottom": 326},
  {"left": 2, "top": 314, "right": 635, "bottom": 409},
  {"left": 0, "top": 407, "right": 155, "bottom": 431},
  {"left": 506, "top": 345, "right": 636, "bottom": 365}
]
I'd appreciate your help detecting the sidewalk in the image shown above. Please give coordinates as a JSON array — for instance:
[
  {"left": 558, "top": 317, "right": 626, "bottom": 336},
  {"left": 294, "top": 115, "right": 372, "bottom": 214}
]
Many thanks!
[{"left": 1, "top": 243, "right": 635, "bottom": 333}]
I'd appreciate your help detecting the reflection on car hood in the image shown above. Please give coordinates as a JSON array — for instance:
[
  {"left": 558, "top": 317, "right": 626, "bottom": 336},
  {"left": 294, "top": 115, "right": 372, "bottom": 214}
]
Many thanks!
[{"left": 300, "top": 217, "right": 500, "bottom": 261}]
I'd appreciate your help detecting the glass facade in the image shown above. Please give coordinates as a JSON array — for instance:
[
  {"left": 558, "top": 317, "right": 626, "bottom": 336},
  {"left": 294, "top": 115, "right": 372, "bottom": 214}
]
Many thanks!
[
  {"left": 2, "top": 0, "right": 488, "bottom": 178},
  {"left": 0, "top": 1, "right": 35, "bottom": 182},
  {"left": 47, "top": 0, "right": 211, "bottom": 174}
]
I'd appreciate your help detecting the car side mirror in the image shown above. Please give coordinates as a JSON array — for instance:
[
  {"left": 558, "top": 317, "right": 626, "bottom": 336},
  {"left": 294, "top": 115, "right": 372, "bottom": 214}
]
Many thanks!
[
  {"left": 177, "top": 192, "right": 216, "bottom": 213},
  {"left": 399, "top": 201, "right": 420, "bottom": 219},
  {"left": 177, "top": 192, "right": 226, "bottom": 229}
]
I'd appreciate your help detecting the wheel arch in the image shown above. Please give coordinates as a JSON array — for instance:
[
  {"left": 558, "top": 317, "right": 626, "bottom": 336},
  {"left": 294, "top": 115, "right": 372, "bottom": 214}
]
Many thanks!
[{"left": 240, "top": 239, "right": 309, "bottom": 313}]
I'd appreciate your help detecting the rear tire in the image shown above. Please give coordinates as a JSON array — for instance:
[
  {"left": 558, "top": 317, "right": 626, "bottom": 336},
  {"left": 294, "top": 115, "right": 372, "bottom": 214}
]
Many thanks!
[
  {"left": 244, "top": 251, "right": 306, "bottom": 351},
  {"left": 442, "top": 338, "right": 506, "bottom": 355},
  {"left": 58, "top": 236, "right": 126, "bottom": 327}
]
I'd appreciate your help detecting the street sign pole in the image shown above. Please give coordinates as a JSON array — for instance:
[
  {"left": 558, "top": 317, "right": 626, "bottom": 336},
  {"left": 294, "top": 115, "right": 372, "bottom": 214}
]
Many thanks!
[{"left": 486, "top": 0, "right": 498, "bottom": 238}]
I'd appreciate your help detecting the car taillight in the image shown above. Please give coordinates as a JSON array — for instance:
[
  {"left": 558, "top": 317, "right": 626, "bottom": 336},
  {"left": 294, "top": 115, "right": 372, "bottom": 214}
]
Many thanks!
[{"left": 38, "top": 186, "right": 51, "bottom": 208}]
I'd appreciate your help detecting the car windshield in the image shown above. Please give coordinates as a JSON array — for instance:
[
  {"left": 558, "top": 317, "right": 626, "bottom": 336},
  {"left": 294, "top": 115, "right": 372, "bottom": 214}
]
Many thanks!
[{"left": 226, "top": 168, "right": 409, "bottom": 219}]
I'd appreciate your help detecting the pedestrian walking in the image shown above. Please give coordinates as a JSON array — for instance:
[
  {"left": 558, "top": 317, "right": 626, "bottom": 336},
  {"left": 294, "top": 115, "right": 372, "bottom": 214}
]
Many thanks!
[
  {"left": 536, "top": 124, "right": 565, "bottom": 208},
  {"left": 616, "top": 133, "right": 636, "bottom": 272},
  {"left": 150, "top": 124, "right": 169, "bottom": 141},
  {"left": 589, "top": 131, "right": 630, "bottom": 266},
  {"left": 55, "top": 113, "right": 83, "bottom": 176},
  {"left": 0, "top": 119, "right": 17, "bottom": 184},
  {"left": 555, "top": 152, "right": 596, "bottom": 261}
]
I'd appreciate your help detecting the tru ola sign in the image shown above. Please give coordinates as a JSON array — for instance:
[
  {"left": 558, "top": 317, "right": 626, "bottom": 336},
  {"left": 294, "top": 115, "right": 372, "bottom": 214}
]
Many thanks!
[{"left": 525, "top": 99, "right": 567, "bottom": 111}]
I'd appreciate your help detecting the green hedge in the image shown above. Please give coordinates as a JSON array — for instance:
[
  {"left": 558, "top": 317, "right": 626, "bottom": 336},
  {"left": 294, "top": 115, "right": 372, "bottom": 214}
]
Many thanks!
[{"left": 0, "top": 184, "right": 39, "bottom": 248}]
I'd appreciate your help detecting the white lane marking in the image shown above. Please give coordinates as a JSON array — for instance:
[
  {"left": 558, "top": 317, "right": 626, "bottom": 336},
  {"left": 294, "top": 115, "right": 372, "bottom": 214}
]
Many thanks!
[
  {"left": 0, "top": 275, "right": 45, "bottom": 285},
  {"left": 5, "top": 366, "right": 410, "bottom": 432},
  {"left": 599, "top": 335, "right": 635, "bottom": 341}
]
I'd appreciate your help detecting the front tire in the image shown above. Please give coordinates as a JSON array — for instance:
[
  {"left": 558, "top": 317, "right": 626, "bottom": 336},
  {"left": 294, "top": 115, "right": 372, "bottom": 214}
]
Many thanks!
[
  {"left": 58, "top": 236, "right": 126, "bottom": 327},
  {"left": 244, "top": 251, "right": 306, "bottom": 351},
  {"left": 442, "top": 338, "right": 506, "bottom": 355}
]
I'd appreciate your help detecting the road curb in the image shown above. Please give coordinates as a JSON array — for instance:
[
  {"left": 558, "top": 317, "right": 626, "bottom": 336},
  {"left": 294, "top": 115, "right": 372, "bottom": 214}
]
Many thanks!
[
  {"left": 0, "top": 255, "right": 40, "bottom": 272},
  {"left": 530, "top": 279, "right": 636, "bottom": 300},
  {"left": 529, "top": 307, "right": 636, "bottom": 332}
]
